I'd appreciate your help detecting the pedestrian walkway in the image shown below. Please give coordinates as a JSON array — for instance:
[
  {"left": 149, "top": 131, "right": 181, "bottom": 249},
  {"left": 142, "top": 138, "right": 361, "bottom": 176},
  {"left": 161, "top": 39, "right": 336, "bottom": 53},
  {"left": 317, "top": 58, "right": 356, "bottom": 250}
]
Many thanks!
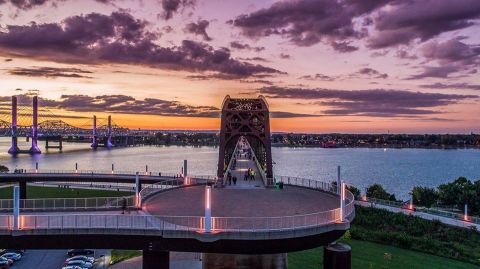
[
  {"left": 356, "top": 200, "right": 480, "bottom": 230},
  {"left": 224, "top": 139, "right": 264, "bottom": 189}
]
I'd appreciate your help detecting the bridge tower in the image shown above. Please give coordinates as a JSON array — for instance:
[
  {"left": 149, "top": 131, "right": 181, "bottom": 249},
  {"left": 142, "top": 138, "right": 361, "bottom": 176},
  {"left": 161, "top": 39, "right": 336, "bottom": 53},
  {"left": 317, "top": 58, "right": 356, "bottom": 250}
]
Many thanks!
[
  {"left": 29, "top": 96, "right": 41, "bottom": 154},
  {"left": 91, "top": 115, "right": 98, "bottom": 149},
  {"left": 8, "top": 96, "right": 20, "bottom": 154},
  {"left": 106, "top": 115, "right": 113, "bottom": 148},
  {"left": 217, "top": 95, "right": 273, "bottom": 184}
]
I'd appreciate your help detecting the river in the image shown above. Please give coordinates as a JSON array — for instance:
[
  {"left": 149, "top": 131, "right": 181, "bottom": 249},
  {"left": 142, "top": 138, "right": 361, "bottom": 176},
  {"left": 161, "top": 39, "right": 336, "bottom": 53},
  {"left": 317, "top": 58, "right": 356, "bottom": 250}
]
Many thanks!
[{"left": 1, "top": 137, "right": 479, "bottom": 200}]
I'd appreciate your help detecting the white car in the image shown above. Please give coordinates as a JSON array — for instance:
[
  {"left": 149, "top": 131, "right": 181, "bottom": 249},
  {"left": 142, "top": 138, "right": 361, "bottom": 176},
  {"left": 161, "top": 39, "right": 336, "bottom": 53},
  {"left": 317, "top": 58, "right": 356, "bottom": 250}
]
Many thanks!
[
  {"left": 62, "top": 266, "right": 83, "bottom": 269},
  {"left": 66, "top": 260, "right": 93, "bottom": 269},
  {"left": 1, "top": 252, "right": 21, "bottom": 261},
  {"left": 66, "top": 255, "right": 95, "bottom": 264}
]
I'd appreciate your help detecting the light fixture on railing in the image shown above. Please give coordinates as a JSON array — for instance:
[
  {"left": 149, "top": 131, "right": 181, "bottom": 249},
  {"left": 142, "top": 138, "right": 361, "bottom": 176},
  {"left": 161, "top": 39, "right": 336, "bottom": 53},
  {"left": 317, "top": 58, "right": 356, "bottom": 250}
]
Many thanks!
[{"left": 204, "top": 185, "right": 212, "bottom": 233}]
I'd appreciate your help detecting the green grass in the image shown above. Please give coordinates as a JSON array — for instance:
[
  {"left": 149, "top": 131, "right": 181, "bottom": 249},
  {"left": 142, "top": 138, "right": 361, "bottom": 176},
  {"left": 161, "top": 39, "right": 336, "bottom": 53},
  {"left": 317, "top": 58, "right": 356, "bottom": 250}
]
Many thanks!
[
  {"left": 0, "top": 186, "right": 132, "bottom": 199},
  {"left": 110, "top": 250, "right": 142, "bottom": 264},
  {"left": 289, "top": 239, "right": 480, "bottom": 269}
]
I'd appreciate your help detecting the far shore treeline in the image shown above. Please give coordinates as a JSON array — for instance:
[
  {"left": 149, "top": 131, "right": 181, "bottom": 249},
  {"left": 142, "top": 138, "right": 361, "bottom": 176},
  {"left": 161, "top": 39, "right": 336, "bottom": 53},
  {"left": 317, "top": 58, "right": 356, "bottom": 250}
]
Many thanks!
[{"left": 23, "top": 132, "right": 480, "bottom": 149}]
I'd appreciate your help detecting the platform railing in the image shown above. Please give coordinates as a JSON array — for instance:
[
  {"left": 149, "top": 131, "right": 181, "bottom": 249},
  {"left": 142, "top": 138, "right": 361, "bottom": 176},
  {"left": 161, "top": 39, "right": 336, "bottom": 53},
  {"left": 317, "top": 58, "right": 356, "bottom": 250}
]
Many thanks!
[
  {"left": 0, "top": 177, "right": 355, "bottom": 232},
  {"left": 0, "top": 196, "right": 136, "bottom": 211},
  {"left": 7, "top": 169, "right": 183, "bottom": 178}
]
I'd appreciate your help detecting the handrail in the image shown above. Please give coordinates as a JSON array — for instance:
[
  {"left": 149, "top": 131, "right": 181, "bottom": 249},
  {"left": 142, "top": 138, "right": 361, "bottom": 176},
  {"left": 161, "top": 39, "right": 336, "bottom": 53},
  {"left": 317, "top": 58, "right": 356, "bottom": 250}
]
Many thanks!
[
  {"left": 0, "top": 196, "right": 136, "bottom": 211},
  {"left": 223, "top": 139, "right": 242, "bottom": 185},
  {"left": 363, "top": 197, "right": 480, "bottom": 224},
  {"left": 242, "top": 138, "right": 268, "bottom": 185}
]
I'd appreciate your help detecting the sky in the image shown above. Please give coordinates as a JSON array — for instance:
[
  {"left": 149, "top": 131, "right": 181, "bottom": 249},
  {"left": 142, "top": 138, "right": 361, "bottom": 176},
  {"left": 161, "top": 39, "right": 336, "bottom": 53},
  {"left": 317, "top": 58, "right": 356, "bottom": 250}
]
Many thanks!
[{"left": 0, "top": 0, "right": 479, "bottom": 133}]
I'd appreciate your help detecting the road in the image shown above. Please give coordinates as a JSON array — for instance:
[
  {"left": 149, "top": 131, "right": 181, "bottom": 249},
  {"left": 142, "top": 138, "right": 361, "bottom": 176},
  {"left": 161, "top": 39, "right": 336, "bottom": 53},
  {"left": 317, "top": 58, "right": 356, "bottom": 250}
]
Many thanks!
[{"left": 11, "top": 249, "right": 110, "bottom": 269}]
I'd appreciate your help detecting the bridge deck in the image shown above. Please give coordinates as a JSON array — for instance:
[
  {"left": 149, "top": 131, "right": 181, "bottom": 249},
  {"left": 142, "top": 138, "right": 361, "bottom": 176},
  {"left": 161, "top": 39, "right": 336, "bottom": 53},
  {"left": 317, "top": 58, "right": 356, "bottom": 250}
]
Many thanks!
[{"left": 224, "top": 140, "right": 264, "bottom": 189}]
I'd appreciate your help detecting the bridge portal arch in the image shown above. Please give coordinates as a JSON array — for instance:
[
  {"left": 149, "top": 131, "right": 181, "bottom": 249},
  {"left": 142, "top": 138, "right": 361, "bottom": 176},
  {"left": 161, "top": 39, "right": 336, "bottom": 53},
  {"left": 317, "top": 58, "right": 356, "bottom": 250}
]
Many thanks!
[{"left": 217, "top": 95, "right": 273, "bottom": 181}]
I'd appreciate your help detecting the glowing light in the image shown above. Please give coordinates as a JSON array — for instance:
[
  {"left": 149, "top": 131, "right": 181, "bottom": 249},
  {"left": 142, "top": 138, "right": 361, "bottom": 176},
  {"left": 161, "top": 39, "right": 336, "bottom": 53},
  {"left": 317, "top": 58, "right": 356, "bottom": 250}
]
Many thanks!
[{"left": 206, "top": 187, "right": 211, "bottom": 209}]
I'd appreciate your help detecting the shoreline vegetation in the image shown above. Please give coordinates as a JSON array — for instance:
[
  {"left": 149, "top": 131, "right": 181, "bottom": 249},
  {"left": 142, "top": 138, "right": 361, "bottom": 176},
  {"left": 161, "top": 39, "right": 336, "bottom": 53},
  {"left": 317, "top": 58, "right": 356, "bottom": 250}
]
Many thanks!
[
  {"left": 28, "top": 133, "right": 480, "bottom": 149},
  {"left": 350, "top": 177, "right": 480, "bottom": 217}
]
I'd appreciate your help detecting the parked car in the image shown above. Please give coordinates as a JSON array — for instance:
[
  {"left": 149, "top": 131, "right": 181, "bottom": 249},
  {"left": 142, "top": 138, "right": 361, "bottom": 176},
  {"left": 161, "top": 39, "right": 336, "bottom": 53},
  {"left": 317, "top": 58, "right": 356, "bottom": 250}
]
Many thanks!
[
  {"left": 0, "top": 258, "right": 9, "bottom": 269},
  {"left": 1, "top": 253, "right": 21, "bottom": 262},
  {"left": 0, "top": 250, "right": 24, "bottom": 255},
  {"left": 66, "top": 260, "right": 93, "bottom": 269},
  {"left": 0, "top": 257, "right": 12, "bottom": 266},
  {"left": 65, "top": 255, "right": 95, "bottom": 264},
  {"left": 67, "top": 249, "right": 94, "bottom": 257}
]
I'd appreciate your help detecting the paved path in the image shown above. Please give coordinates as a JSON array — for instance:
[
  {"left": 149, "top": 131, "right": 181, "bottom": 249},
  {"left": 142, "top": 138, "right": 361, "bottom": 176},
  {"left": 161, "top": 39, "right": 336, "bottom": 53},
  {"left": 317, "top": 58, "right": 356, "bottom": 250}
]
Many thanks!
[{"left": 357, "top": 200, "right": 480, "bottom": 230}]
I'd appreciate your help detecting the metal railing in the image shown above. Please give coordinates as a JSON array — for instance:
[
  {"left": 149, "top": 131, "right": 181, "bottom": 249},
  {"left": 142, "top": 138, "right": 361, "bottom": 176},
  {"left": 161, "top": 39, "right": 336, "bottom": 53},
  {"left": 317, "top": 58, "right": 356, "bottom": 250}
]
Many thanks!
[
  {"left": 361, "top": 197, "right": 480, "bottom": 225},
  {"left": 0, "top": 177, "right": 354, "bottom": 232},
  {"left": 6, "top": 169, "right": 184, "bottom": 178},
  {"left": 0, "top": 196, "right": 136, "bottom": 211}
]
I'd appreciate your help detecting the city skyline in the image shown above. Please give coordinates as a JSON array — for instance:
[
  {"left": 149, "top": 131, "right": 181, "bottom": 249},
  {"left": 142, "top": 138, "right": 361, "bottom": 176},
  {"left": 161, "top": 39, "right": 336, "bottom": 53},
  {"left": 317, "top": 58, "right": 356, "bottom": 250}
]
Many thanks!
[{"left": 0, "top": 0, "right": 479, "bottom": 133}]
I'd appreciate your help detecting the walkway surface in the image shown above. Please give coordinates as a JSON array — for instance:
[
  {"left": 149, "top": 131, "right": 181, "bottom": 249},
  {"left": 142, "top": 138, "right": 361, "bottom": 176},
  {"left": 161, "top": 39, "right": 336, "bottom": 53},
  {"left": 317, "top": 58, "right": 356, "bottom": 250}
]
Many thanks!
[
  {"left": 357, "top": 200, "right": 480, "bottom": 230},
  {"left": 145, "top": 185, "right": 339, "bottom": 218},
  {"left": 224, "top": 139, "right": 264, "bottom": 189}
]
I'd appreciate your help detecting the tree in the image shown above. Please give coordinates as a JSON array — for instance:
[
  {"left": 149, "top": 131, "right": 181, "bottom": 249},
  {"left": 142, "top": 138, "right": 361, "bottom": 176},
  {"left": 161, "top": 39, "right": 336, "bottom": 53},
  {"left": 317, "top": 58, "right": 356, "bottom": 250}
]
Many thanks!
[
  {"left": 438, "top": 177, "right": 480, "bottom": 215},
  {"left": 411, "top": 186, "right": 438, "bottom": 208},
  {"left": 366, "top": 184, "right": 396, "bottom": 201},
  {"left": 0, "top": 165, "right": 8, "bottom": 173},
  {"left": 347, "top": 185, "right": 361, "bottom": 200}
]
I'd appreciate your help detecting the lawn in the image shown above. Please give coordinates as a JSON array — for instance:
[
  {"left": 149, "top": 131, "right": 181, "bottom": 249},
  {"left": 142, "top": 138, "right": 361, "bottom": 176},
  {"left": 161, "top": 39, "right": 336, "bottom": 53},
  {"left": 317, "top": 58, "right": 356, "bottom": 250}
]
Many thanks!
[
  {"left": 288, "top": 239, "right": 480, "bottom": 269},
  {"left": 110, "top": 250, "right": 142, "bottom": 264},
  {"left": 0, "top": 185, "right": 133, "bottom": 199}
]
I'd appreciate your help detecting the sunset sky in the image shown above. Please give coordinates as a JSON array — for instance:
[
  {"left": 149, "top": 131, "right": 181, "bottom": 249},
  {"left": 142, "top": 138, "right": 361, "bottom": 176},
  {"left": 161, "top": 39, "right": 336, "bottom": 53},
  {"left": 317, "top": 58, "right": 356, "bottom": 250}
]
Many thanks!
[{"left": 0, "top": 0, "right": 479, "bottom": 133}]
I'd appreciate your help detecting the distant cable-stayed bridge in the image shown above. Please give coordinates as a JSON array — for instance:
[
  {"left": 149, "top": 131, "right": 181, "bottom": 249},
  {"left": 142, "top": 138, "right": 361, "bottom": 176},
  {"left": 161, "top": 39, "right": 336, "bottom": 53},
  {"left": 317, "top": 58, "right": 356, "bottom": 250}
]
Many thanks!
[{"left": 0, "top": 95, "right": 151, "bottom": 154}]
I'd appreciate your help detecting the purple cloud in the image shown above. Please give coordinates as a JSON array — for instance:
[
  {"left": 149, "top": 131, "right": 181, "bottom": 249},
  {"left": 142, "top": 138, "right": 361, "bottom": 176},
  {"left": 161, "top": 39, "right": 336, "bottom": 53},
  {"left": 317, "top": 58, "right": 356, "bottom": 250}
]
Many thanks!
[
  {"left": 184, "top": 19, "right": 211, "bottom": 41},
  {"left": 420, "top": 83, "right": 480, "bottom": 91},
  {"left": 232, "top": 0, "right": 389, "bottom": 51},
  {"left": 254, "top": 86, "right": 477, "bottom": 117},
  {"left": 229, "top": 41, "right": 264, "bottom": 52},
  {"left": 8, "top": 66, "right": 93, "bottom": 78},
  {"left": 0, "top": 94, "right": 315, "bottom": 118},
  {"left": 0, "top": 12, "right": 280, "bottom": 78},
  {"left": 368, "top": 0, "right": 480, "bottom": 48},
  {"left": 351, "top": 68, "right": 388, "bottom": 79},
  {"left": 408, "top": 39, "right": 479, "bottom": 79},
  {"left": 160, "top": 0, "right": 195, "bottom": 20},
  {"left": 299, "top": 73, "right": 335, "bottom": 81}
]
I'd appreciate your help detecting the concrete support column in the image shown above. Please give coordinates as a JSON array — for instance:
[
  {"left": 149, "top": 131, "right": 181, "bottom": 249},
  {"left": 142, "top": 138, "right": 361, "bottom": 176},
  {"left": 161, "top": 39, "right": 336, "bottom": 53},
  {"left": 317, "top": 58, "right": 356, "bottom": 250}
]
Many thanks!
[
  {"left": 91, "top": 115, "right": 98, "bottom": 149},
  {"left": 203, "top": 253, "right": 287, "bottom": 269},
  {"left": 8, "top": 96, "right": 20, "bottom": 155},
  {"left": 19, "top": 180, "right": 27, "bottom": 200},
  {"left": 106, "top": 115, "right": 113, "bottom": 149},
  {"left": 143, "top": 250, "right": 169, "bottom": 269},
  {"left": 30, "top": 95, "right": 41, "bottom": 154},
  {"left": 337, "top": 166, "right": 341, "bottom": 195},
  {"left": 13, "top": 186, "right": 20, "bottom": 230},
  {"left": 183, "top": 160, "right": 188, "bottom": 177},
  {"left": 135, "top": 172, "right": 141, "bottom": 207},
  {"left": 324, "top": 243, "right": 351, "bottom": 269}
]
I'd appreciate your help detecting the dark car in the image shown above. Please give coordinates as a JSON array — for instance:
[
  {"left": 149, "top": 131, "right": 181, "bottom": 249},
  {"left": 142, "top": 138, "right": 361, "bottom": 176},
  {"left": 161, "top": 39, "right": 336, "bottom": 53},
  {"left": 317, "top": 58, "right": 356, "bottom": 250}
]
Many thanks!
[{"left": 67, "top": 249, "right": 94, "bottom": 257}]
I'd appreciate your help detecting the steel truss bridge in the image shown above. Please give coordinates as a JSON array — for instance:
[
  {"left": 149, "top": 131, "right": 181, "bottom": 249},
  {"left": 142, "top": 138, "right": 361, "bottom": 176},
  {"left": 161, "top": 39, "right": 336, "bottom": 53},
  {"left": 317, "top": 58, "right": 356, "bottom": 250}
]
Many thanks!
[{"left": 0, "top": 96, "right": 155, "bottom": 154}]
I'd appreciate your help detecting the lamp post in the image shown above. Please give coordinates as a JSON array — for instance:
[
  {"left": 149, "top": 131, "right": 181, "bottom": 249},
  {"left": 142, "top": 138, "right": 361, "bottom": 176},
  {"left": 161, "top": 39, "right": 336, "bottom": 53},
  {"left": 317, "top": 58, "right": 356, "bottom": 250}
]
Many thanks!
[
  {"left": 204, "top": 185, "right": 212, "bottom": 233},
  {"left": 340, "top": 181, "right": 346, "bottom": 222}
]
